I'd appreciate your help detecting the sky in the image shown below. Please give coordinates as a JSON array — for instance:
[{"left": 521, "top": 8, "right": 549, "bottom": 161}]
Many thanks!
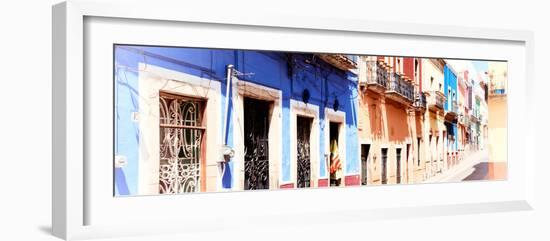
[{"left": 472, "top": 60, "right": 489, "bottom": 75}]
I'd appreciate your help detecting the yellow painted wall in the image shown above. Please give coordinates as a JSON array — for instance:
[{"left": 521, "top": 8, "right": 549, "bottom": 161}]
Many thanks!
[
  {"left": 488, "top": 62, "right": 507, "bottom": 163},
  {"left": 488, "top": 96, "right": 507, "bottom": 162},
  {"left": 422, "top": 59, "right": 445, "bottom": 93},
  {"left": 421, "top": 59, "right": 446, "bottom": 177}
]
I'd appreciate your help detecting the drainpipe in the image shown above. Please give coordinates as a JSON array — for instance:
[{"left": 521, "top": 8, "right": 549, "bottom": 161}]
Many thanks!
[
  {"left": 223, "top": 64, "right": 234, "bottom": 143},
  {"left": 218, "top": 64, "right": 235, "bottom": 190}
]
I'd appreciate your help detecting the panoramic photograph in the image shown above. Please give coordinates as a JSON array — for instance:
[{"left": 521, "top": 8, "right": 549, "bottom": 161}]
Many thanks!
[{"left": 113, "top": 45, "right": 508, "bottom": 196}]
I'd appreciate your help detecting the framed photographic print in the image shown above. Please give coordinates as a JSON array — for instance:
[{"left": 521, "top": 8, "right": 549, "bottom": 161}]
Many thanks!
[
  {"left": 52, "top": 0, "right": 536, "bottom": 240},
  {"left": 112, "top": 45, "right": 508, "bottom": 196}
]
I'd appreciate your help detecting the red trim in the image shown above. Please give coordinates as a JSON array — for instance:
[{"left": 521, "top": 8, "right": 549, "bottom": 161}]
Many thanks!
[
  {"left": 280, "top": 183, "right": 294, "bottom": 189},
  {"left": 344, "top": 174, "right": 361, "bottom": 186},
  {"left": 318, "top": 179, "right": 329, "bottom": 187},
  {"left": 403, "top": 57, "right": 414, "bottom": 80}
]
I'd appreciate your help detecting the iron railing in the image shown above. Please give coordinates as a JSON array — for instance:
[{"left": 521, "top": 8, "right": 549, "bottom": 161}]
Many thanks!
[
  {"left": 490, "top": 88, "right": 506, "bottom": 95},
  {"left": 447, "top": 100, "right": 458, "bottom": 114},
  {"left": 414, "top": 92, "right": 427, "bottom": 109},
  {"left": 428, "top": 91, "right": 446, "bottom": 109},
  {"left": 436, "top": 94, "right": 445, "bottom": 109},
  {"left": 489, "top": 80, "right": 506, "bottom": 96},
  {"left": 367, "top": 61, "right": 388, "bottom": 87},
  {"left": 317, "top": 54, "right": 358, "bottom": 71},
  {"left": 470, "top": 109, "right": 481, "bottom": 122},
  {"left": 463, "top": 115, "right": 470, "bottom": 126},
  {"left": 387, "top": 73, "right": 414, "bottom": 102}
]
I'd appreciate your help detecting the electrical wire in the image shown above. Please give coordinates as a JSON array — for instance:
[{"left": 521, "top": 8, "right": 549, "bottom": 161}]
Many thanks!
[{"left": 115, "top": 64, "right": 215, "bottom": 102}]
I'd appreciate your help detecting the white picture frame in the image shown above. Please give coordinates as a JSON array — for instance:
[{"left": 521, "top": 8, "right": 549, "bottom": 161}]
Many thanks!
[{"left": 52, "top": 0, "right": 536, "bottom": 240}]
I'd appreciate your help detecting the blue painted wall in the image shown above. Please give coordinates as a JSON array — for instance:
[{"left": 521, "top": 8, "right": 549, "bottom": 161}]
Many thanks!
[
  {"left": 114, "top": 46, "right": 359, "bottom": 195},
  {"left": 444, "top": 65, "right": 458, "bottom": 151}
]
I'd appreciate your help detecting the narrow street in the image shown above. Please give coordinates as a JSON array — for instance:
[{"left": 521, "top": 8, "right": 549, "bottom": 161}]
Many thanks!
[{"left": 424, "top": 150, "right": 507, "bottom": 183}]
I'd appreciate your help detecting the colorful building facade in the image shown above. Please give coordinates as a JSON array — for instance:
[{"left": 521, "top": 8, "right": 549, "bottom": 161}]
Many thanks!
[
  {"left": 443, "top": 65, "right": 459, "bottom": 169},
  {"left": 456, "top": 69, "right": 473, "bottom": 160},
  {"left": 114, "top": 46, "right": 500, "bottom": 195},
  {"left": 357, "top": 56, "right": 418, "bottom": 185},
  {"left": 422, "top": 58, "right": 446, "bottom": 177},
  {"left": 114, "top": 46, "right": 360, "bottom": 195},
  {"left": 487, "top": 62, "right": 507, "bottom": 163}
]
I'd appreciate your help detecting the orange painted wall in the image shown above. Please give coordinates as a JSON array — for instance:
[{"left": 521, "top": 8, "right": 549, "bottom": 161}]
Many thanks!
[
  {"left": 385, "top": 101, "right": 410, "bottom": 143},
  {"left": 358, "top": 93, "right": 384, "bottom": 142}
]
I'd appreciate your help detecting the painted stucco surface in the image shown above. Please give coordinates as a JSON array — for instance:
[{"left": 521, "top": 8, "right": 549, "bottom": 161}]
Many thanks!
[
  {"left": 114, "top": 46, "right": 504, "bottom": 195},
  {"left": 114, "top": 46, "right": 359, "bottom": 195}
]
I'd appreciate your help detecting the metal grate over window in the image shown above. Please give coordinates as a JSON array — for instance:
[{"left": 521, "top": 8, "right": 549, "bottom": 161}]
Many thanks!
[{"left": 158, "top": 92, "right": 205, "bottom": 194}]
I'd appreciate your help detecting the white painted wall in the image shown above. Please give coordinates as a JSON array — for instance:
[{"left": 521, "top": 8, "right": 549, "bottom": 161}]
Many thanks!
[{"left": 0, "top": 0, "right": 548, "bottom": 241}]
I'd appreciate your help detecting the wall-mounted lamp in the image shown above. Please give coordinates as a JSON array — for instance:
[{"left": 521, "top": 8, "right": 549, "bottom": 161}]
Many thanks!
[{"left": 302, "top": 88, "right": 310, "bottom": 104}]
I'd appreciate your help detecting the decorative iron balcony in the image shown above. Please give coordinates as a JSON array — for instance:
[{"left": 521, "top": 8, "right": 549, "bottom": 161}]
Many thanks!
[
  {"left": 376, "top": 62, "right": 389, "bottom": 86},
  {"left": 362, "top": 60, "right": 388, "bottom": 93},
  {"left": 445, "top": 100, "right": 459, "bottom": 118},
  {"left": 489, "top": 81, "right": 506, "bottom": 96},
  {"left": 489, "top": 88, "right": 506, "bottom": 96},
  {"left": 451, "top": 100, "right": 458, "bottom": 114},
  {"left": 385, "top": 72, "right": 414, "bottom": 104},
  {"left": 317, "top": 54, "right": 358, "bottom": 71},
  {"left": 459, "top": 114, "right": 470, "bottom": 126},
  {"left": 464, "top": 116, "right": 470, "bottom": 126},
  {"left": 414, "top": 92, "right": 427, "bottom": 110},
  {"left": 436, "top": 94, "right": 445, "bottom": 109},
  {"left": 470, "top": 109, "right": 481, "bottom": 122},
  {"left": 428, "top": 91, "right": 446, "bottom": 110}
]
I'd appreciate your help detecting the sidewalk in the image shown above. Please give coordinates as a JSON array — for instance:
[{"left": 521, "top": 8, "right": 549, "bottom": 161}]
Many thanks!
[{"left": 423, "top": 150, "right": 489, "bottom": 183}]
